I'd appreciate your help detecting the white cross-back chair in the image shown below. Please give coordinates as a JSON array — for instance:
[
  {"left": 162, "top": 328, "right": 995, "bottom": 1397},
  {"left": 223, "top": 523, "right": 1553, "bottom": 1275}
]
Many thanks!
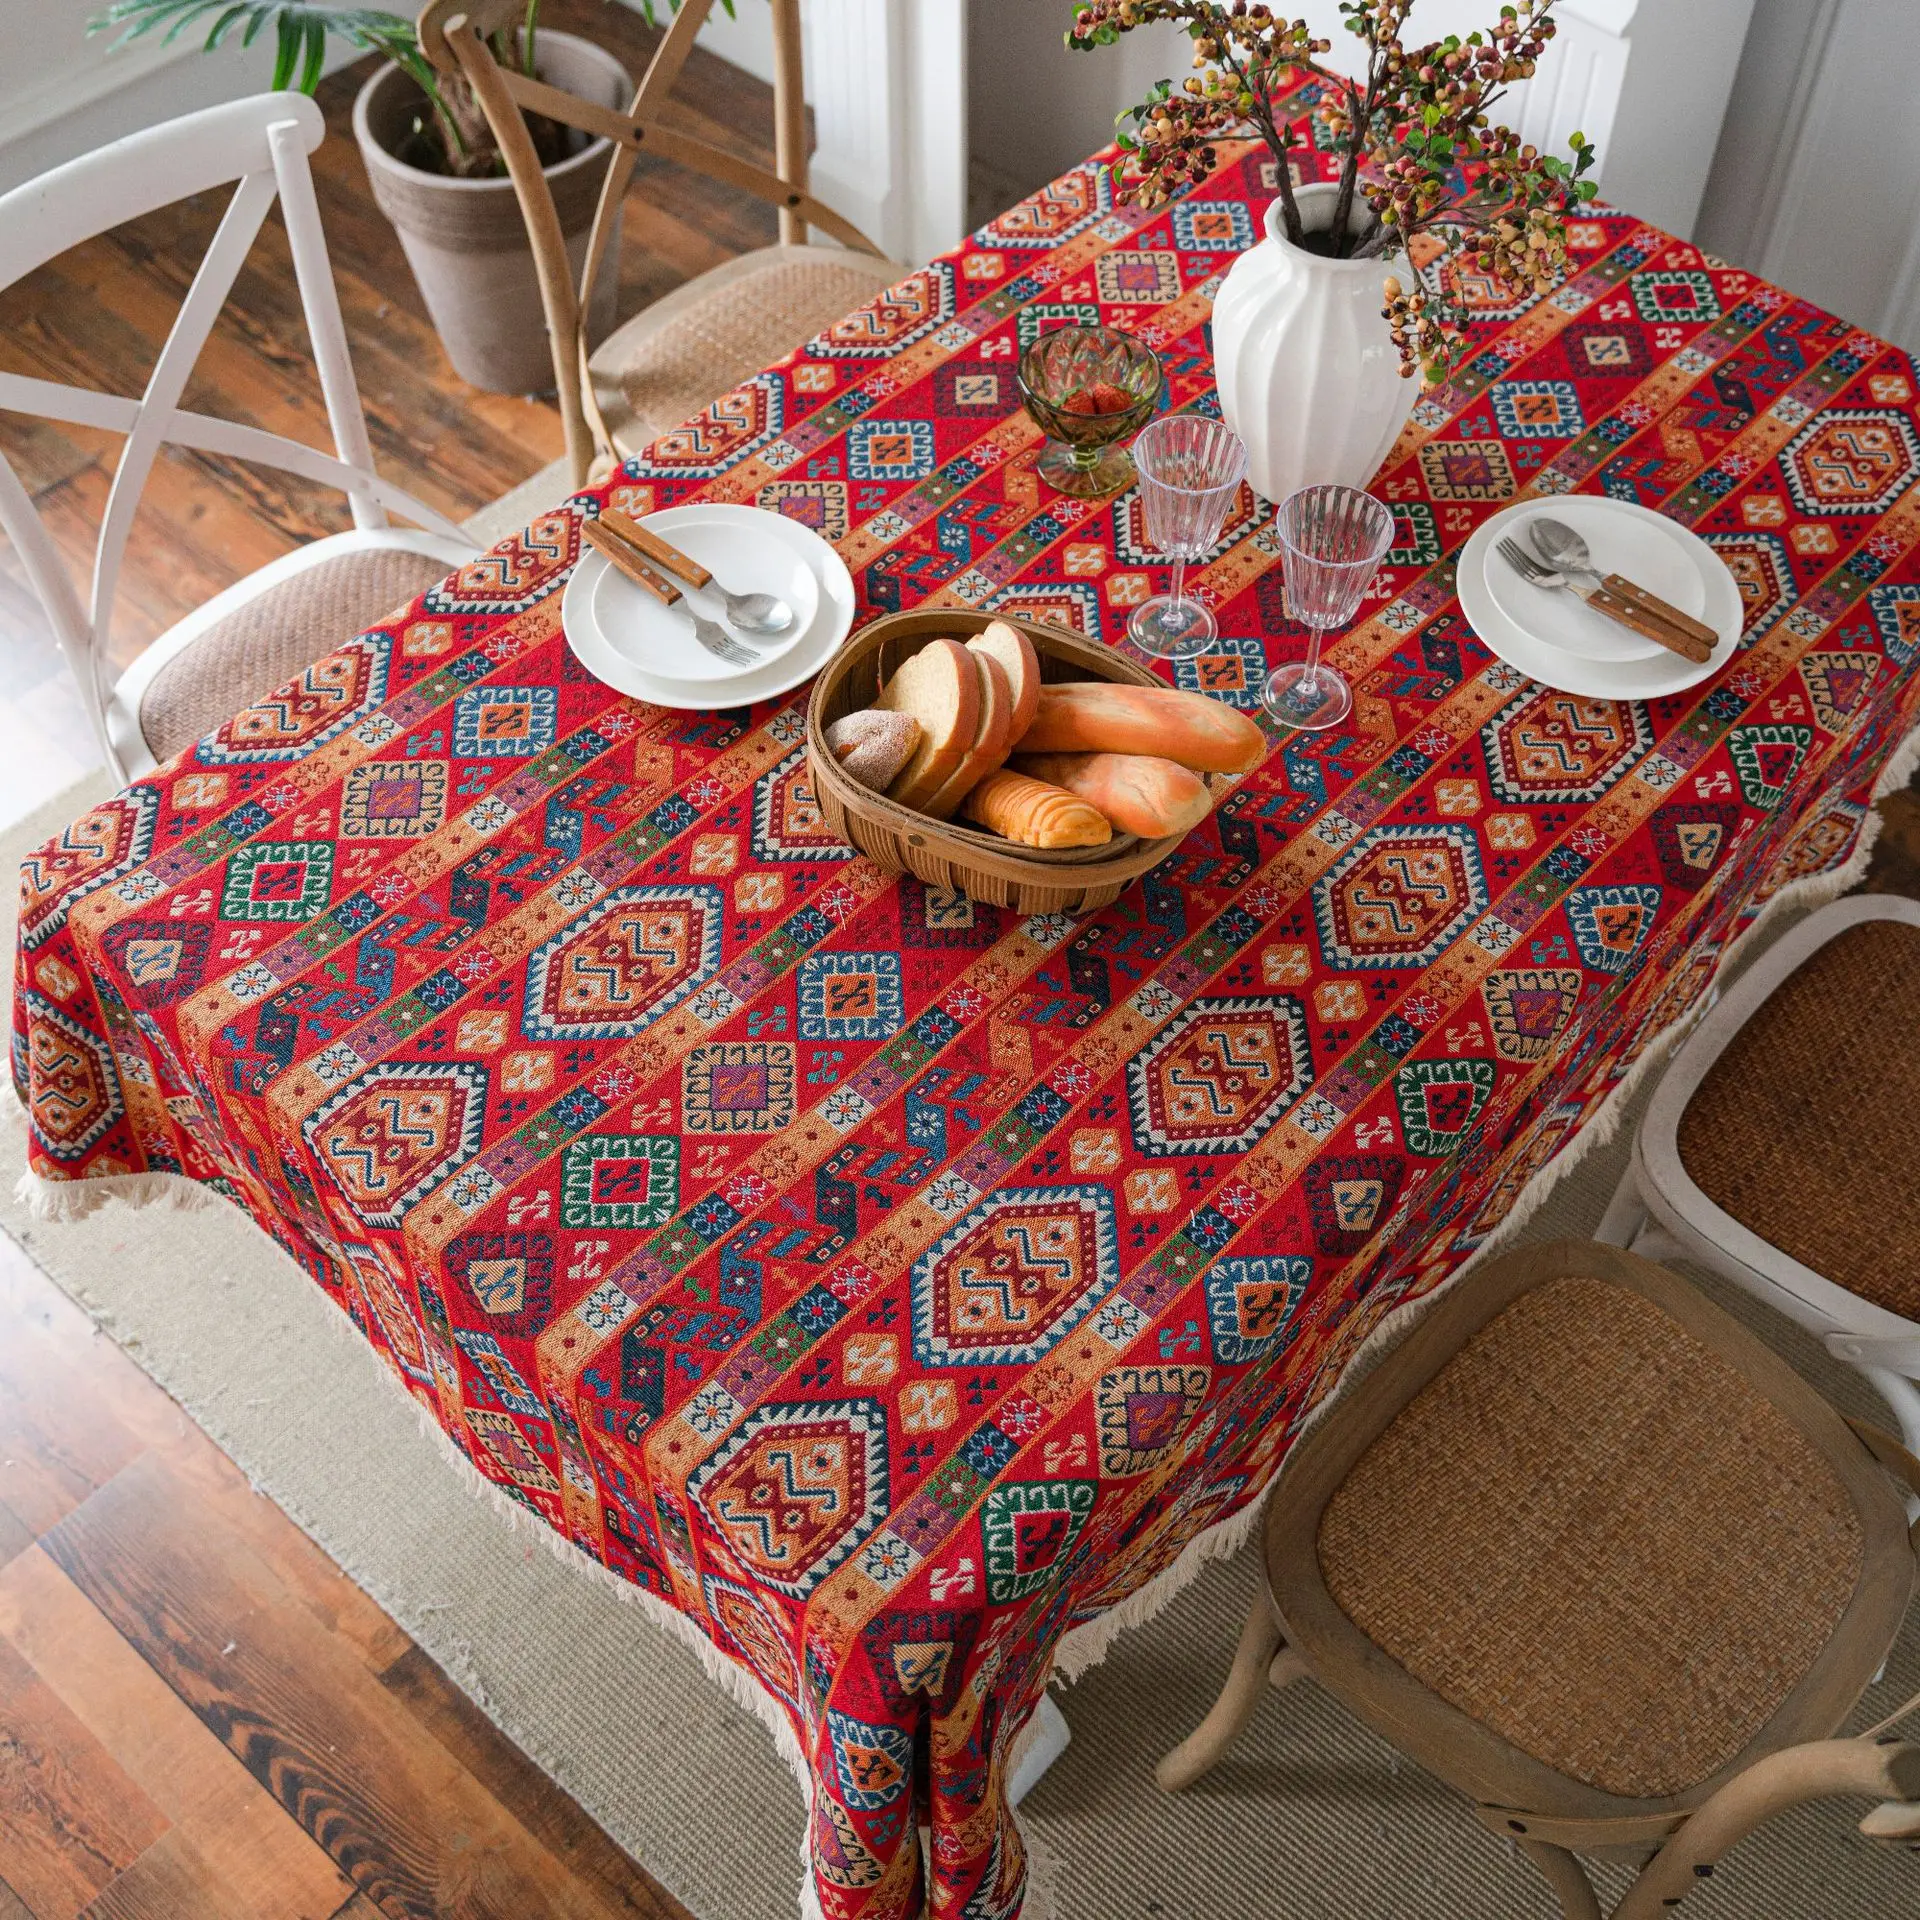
[
  {"left": 1598, "top": 894, "right": 1920, "bottom": 1461},
  {"left": 0, "top": 92, "right": 477, "bottom": 784}
]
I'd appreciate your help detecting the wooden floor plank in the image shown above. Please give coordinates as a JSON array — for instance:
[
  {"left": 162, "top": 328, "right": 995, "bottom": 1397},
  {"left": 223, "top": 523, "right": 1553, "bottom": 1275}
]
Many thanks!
[
  {"left": 0, "top": 1514, "right": 33, "bottom": 1582},
  {"left": 40, "top": 1450, "right": 644, "bottom": 1920},
  {"left": 79, "top": 1825, "right": 273, "bottom": 1920},
  {"left": 0, "top": 1301, "right": 147, "bottom": 1544},
  {"left": 0, "top": 1633, "right": 169, "bottom": 1920},
  {"left": 0, "top": 1549, "right": 353, "bottom": 1920},
  {"left": 376, "top": 1646, "right": 691, "bottom": 1920}
]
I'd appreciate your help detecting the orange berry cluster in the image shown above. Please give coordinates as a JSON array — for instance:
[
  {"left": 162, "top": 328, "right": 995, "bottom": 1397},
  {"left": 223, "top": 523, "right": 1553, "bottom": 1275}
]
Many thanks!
[{"left": 1067, "top": 0, "right": 1600, "bottom": 382}]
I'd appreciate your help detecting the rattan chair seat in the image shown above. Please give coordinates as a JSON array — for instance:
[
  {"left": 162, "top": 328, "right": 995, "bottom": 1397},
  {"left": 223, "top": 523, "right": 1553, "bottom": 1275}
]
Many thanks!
[
  {"left": 1315, "top": 1273, "right": 1865, "bottom": 1798},
  {"left": 588, "top": 244, "right": 902, "bottom": 455},
  {"left": 1675, "top": 916, "right": 1920, "bottom": 1322},
  {"left": 140, "top": 545, "right": 449, "bottom": 764}
]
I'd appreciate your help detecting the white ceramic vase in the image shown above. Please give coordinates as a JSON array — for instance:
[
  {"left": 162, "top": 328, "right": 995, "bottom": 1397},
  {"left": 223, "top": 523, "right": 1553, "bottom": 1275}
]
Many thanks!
[{"left": 1211, "top": 181, "right": 1417, "bottom": 505}]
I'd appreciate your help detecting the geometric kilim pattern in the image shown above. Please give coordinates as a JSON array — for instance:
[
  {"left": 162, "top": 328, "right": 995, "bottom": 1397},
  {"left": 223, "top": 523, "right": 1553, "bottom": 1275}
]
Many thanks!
[
  {"left": 20, "top": 92, "right": 1920, "bottom": 1920},
  {"left": 301, "top": 1060, "right": 489, "bottom": 1231},
  {"left": 522, "top": 885, "right": 725, "bottom": 1042},
  {"left": 1126, "top": 995, "right": 1313, "bottom": 1156},
  {"left": 1314, "top": 823, "right": 1489, "bottom": 971},
  {"left": 196, "top": 635, "right": 389, "bottom": 764},
  {"left": 911, "top": 1185, "right": 1120, "bottom": 1369},
  {"left": 690, "top": 1400, "right": 890, "bottom": 1598},
  {"left": 1482, "top": 687, "right": 1653, "bottom": 804}
]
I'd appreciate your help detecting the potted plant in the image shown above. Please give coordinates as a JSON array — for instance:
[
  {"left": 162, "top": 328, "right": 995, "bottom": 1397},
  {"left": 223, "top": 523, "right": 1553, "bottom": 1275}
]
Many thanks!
[
  {"left": 91, "top": 2, "right": 712, "bottom": 393},
  {"left": 1067, "top": 0, "right": 1598, "bottom": 503}
]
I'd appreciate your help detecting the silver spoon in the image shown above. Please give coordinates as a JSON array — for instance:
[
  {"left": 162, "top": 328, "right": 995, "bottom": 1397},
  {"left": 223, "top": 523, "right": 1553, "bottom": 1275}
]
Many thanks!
[
  {"left": 699, "top": 575, "right": 794, "bottom": 637},
  {"left": 600, "top": 508, "right": 795, "bottom": 635},
  {"left": 1526, "top": 515, "right": 1718, "bottom": 649}
]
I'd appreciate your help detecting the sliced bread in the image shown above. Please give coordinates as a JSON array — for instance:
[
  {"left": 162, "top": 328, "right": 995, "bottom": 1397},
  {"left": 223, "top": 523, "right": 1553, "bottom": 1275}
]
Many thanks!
[
  {"left": 879, "top": 638, "right": 981, "bottom": 811},
  {"left": 967, "top": 621, "right": 1041, "bottom": 742},
  {"left": 922, "top": 651, "right": 1015, "bottom": 820}
]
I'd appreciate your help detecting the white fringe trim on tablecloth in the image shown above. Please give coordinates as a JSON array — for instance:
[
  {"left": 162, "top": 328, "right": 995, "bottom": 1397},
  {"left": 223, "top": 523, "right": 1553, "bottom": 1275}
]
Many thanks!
[{"left": 9, "top": 711, "right": 1920, "bottom": 1920}]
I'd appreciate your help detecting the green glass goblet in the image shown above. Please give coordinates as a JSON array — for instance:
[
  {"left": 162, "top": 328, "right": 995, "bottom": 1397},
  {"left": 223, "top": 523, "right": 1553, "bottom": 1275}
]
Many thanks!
[{"left": 1016, "top": 326, "right": 1164, "bottom": 499}]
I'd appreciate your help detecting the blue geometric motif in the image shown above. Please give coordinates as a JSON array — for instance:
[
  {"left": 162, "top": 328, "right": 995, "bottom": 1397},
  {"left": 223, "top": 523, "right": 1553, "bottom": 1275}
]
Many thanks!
[
  {"left": 848, "top": 419, "right": 937, "bottom": 482},
  {"left": 798, "top": 952, "right": 905, "bottom": 1041},
  {"left": 1564, "top": 884, "right": 1662, "bottom": 975},
  {"left": 826, "top": 1709, "right": 914, "bottom": 1809},
  {"left": 1490, "top": 379, "right": 1585, "bottom": 439},
  {"left": 1203, "top": 1255, "right": 1311, "bottom": 1364},
  {"left": 1171, "top": 200, "right": 1255, "bottom": 253},
  {"left": 452, "top": 684, "right": 558, "bottom": 760},
  {"left": 1174, "top": 634, "right": 1268, "bottom": 710},
  {"left": 453, "top": 1327, "right": 546, "bottom": 1418},
  {"left": 1867, "top": 582, "right": 1920, "bottom": 666}
]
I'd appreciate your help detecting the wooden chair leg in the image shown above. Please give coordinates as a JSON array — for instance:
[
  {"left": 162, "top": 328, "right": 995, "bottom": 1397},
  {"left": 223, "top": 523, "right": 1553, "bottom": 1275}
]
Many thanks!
[
  {"left": 1610, "top": 1739, "right": 1920, "bottom": 1920},
  {"left": 1156, "top": 1590, "right": 1285, "bottom": 1792},
  {"left": 1515, "top": 1839, "right": 1602, "bottom": 1920}
]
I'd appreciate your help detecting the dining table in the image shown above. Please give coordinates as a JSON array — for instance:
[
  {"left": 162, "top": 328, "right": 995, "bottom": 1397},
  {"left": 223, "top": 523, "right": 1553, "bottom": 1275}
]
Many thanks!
[{"left": 15, "top": 91, "right": 1920, "bottom": 1920}]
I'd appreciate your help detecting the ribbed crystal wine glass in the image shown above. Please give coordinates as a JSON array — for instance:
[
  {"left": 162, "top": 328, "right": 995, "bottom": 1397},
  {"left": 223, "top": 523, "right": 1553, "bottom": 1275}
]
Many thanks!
[
  {"left": 1261, "top": 484, "right": 1395, "bottom": 730},
  {"left": 1126, "top": 415, "right": 1248, "bottom": 658}
]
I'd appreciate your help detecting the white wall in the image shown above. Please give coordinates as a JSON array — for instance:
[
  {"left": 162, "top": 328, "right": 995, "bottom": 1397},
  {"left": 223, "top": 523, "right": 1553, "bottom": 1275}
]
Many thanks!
[
  {"left": 1694, "top": 0, "right": 1920, "bottom": 354},
  {"left": 967, "top": 0, "right": 1752, "bottom": 242},
  {"left": 0, "top": 2, "right": 361, "bottom": 195},
  {"left": 677, "top": 0, "right": 970, "bottom": 267},
  {"left": 969, "top": 0, "right": 1186, "bottom": 199}
]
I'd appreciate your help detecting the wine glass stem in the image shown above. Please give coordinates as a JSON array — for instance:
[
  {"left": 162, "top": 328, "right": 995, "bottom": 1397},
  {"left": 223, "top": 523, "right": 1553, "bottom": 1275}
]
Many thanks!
[
  {"left": 1169, "top": 555, "right": 1188, "bottom": 607},
  {"left": 1300, "top": 623, "right": 1324, "bottom": 692},
  {"left": 1072, "top": 443, "right": 1099, "bottom": 471}
]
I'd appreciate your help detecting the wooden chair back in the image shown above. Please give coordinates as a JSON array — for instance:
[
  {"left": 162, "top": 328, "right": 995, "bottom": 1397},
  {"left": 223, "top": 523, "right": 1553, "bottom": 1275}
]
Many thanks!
[
  {"left": 0, "top": 92, "right": 463, "bottom": 777},
  {"left": 418, "top": 0, "right": 885, "bottom": 486}
]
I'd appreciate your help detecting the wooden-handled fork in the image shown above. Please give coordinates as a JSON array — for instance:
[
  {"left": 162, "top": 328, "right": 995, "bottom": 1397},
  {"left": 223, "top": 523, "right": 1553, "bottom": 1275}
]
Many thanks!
[{"left": 1497, "top": 537, "right": 1715, "bottom": 664}]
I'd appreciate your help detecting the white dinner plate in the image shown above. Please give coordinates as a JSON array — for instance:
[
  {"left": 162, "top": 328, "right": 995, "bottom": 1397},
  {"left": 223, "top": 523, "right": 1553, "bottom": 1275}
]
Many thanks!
[
  {"left": 1459, "top": 497, "right": 1743, "bottom": 701},
  {"left": 563, "top": 503, "right": 856, "bottom": 710}
]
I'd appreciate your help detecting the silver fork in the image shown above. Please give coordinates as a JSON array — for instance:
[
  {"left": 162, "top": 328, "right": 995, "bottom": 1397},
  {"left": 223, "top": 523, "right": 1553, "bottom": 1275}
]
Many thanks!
[
  {"left": 682, "top": 606, "right": 762, "bottom": 670},
  {"left": 1495, "top": 536, "right": 1706, "bottom": 660},
  {"left": 1497, "top": 537, "right": 1568, "bottom": 589}
]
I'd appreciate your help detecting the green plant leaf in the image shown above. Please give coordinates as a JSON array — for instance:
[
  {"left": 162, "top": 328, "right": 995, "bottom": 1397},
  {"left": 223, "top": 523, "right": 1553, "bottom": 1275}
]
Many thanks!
[{"left": 270, "top": 8, "right": 296, "bottom": 88}]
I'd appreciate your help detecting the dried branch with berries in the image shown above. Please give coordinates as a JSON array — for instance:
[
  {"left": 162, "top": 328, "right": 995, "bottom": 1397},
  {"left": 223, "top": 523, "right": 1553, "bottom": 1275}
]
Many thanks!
[{"left": 1066, "top": 0, "right": 1599, "bottom": 379}]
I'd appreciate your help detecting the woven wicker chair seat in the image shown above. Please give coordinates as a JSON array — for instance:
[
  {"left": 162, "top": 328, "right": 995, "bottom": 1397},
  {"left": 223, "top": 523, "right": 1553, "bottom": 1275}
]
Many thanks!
[
  {"left": 1315, "top": 1274, "right": 1864, "bottom": 1799},
  {"left": 1675, "top": 917, "right": 1920, "bottom": 1322},
  {"left": 589, "top": 244, "right": 902, "bottom": 455},
  {"left": 140, "top": 546, "right": 449, "bottom": 764}
]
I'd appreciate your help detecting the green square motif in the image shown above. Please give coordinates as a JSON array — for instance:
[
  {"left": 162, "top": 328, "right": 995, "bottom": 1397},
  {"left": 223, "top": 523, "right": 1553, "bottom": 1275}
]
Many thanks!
[
  {"left": 561, "top": 1134, "right": 680, "bottom": 1229},
  {"left": 221, "top": 841, "right": 334, "bottom": 924},
  {"left": 980, "top": 1479, "right": 1097, "bottom": 1605},
  {"left": 1393, "top": 1058, "right": 1496, "bottom": 1158}
]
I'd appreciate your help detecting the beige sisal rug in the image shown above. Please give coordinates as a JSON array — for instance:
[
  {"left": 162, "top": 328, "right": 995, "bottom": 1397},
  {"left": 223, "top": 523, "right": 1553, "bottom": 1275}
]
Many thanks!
[{"left": 6, "top": 779, "right": 1918, "bottom": 1920}]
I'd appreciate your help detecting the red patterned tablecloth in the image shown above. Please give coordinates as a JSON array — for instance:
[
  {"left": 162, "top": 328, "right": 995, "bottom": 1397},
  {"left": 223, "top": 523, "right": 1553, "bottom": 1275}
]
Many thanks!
[{"left": 15, "top": 117, "right": 1920, "bottom": 1918}]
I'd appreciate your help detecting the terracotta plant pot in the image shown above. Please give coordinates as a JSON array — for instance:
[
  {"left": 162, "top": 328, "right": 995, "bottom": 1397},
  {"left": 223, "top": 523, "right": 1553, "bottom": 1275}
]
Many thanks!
[{"left": 353, "top": 32, "right": 629, "bottom": 395}]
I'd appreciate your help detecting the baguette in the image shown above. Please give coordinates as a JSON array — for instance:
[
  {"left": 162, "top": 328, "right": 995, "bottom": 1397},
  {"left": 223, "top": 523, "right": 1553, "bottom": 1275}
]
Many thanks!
[
  {"left": 879, "top": 638, "right": 981, "bottom": 811},
  {"left": 960, "top": 769, "right": 1112, "bottom": 849},
  {"left": 826, "top": 709, "right": 921, "bottom": 792},
  {"left": 1012, "top": 751, "right": 1211, "bottom": 840},
  {"left": 967, "top": 622, "right": 1041, "bottom": 741},
  {"left": 922, "top": 651, "right": 1015, "bottom": 820},
  {"left": 1018, "top": 681, "right": 1265, "bottom": 774}
]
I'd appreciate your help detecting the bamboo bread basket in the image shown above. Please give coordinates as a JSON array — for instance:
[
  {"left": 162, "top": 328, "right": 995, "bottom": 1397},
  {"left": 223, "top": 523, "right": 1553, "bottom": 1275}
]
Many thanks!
[{"left": 805, "top": 609, "right": 1224, "bottom": 914}]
